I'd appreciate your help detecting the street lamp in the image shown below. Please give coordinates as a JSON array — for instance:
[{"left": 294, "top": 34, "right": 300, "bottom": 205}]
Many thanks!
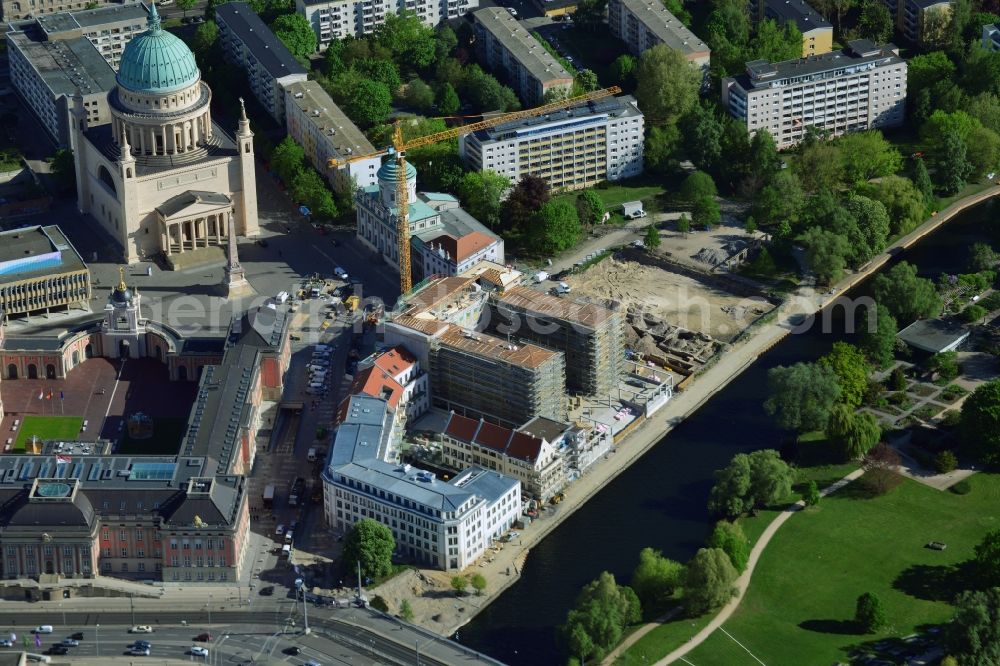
[
  {"left": 58, "top": 603, "right": 65, "bottom": 627},
  {"left": 95, "top": 624, "right": 99, "bottom": 656},
  {"left": 207, "top": 593, "right": 212, "bottom": 626},
  {"left": 129, "top": 594, "right": 135, "bottom": 626}
]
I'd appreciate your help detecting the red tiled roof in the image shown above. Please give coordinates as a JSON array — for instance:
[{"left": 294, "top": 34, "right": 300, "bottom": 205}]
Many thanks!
[
  {"left": 444, "top": 413, "right": 479, "bottom": 442},
  {"left": 506, "top": 431, "right": 543, "bottom": 463},
  {"left": 426, "top": 231, "right": 498, "bottom": 263},
  {"left": 373, "top": 346, "right": 416, "bottom": 378},
  {"left": 473, "top": 421, "right": 512, "bottom": 453},
  {"left": 349, "top": 366, "right": 404, "bottom": 409}
]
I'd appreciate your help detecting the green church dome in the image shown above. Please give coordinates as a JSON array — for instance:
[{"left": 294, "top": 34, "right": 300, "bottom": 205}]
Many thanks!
[
  {"left": 377, "top": 159, "right": 417, "bottom": 183},
  {"left": 116, "top": 3, "right": 200, "bottom": 94}
]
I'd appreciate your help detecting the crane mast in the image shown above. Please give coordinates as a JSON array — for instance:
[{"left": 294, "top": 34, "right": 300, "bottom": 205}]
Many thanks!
[{"left": 393, "top": 123, "right": 412, "bottom": 294}]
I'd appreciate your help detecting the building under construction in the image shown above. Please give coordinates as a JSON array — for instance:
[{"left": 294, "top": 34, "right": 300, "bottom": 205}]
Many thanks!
[{"left": 489, "top": 286, "right": 624, "bottom": 397}]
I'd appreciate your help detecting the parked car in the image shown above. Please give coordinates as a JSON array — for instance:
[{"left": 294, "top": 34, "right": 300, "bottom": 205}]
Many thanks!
[
  {"left": 194, "top": 633, "right": 212, "bottom": 642},
  {"left": 190, "top": 646, "right": 209, "bottom": 657},
  {"left": 129, "top": 646, "right": 151, "bottom": 656},
  {"left": 129, "top": 626, "right": 153, "bottom": 634},
  {"left": 507, "top": 6, "right": 517, "bottom": 15},
  {"left": 284, "top": 646, "right": 302, "bottom": 656},
  {"left": 259, "top": 586, "right": 275, "bottom": 596},
  {"left": 275, "top": 524, "right": 285, "bottom": 536}
]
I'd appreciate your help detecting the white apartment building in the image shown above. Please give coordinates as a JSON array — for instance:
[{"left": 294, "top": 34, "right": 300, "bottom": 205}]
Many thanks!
[
  {"left": 608, "top": 0, "right": 711, "bottom": 70},
  {"left": 296, "top": 0, "right": 479, "bottom": 46},
  {"left": 323, "top": 395, "right": 521, "bottom": 570},
  {"left": 13, "top": 3, "right": 151, "bottom": 69},
  {"left": 459, "top": 95, "right": 644, "bottom": 191},
  {"left": 284, "top": 81, "right": 380, "bottom": 191},
  {"left": 472, "top": 7, "right": 573, "bottom": 107},
  {"left": 721, "top": 39, "right": 907, "bottom": 149},
  {"left": 7, "top": 32, "right": 116, "bottom": 147},
  {"left": 215, "top": 2, "right": 308, "bottom": 124}
]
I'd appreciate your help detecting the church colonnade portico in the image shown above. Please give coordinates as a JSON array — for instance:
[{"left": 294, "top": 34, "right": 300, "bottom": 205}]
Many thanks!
[{"left": 161, "top": 209, "right": 234, "bottom": 255}]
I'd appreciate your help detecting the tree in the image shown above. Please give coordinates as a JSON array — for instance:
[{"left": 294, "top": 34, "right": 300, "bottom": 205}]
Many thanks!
[
  {"left": 270, "top": 14, "right": 316, "bottom": 59},
  {"left": 749, "top": 17, "right": 802, "bottom": 64},
  {"left": 576, "top": 190, "right": 605, "bottom": 227},
  {"left": 826, "top": 404, "right": 881, "bottom": 461},
  {"left": 662, "top": 0, "right": 691, "bottom": 24},
  {"left": 610, "top": 54, "right": 638, "bottom": 86},
  {"left": 343, "top": 519, "right": 395, "bottom": 580},
  {"left": 471, "top": 573, "right": 487, "bottom": 595},
  {"left": 861, "top": 443, "right": 902, "bottom": 495},
  {"left": 964, "top": 304, "right": 988, "bottom": 323},
  {"left": 765, "top": 362, "right": 841, "bottom": 433},
  {"left": 375, "top": 10, "right": 436, "bottom": 68},
  {"left": 922, "top": 110, "right": 980, "bottom": 151},
  {"left": 630, "top": 547, "right": 685, "bottom": 610},
  {"left": 684, "top": 548, "right": 738, "bottom": 616},
  {"left": 967, "top": 92, "right": 1000, "bottom": 134},
  {"left": 634, "top": 44, "right": 700, "bottom": 125},
  {"left": 799, "top": 226, "right": 851, "bottom": 284},
  {"left": 505, "top": 174, "right": 550, "bottom": 236},
  {"left": 531, "top": 201, "right": 581, "bottom": 255},
  {"left": 451, "top": 575, "right": 468, "bottom": 595},
  {"left": 857, "top": 0, "right": 893, "bottom": 41},
  {"left": 937, "top": 130, "right": 974, "bottom": 195},
  {"left": 692, "top": 196, "right": 721, "bottom": 230},
  {"left": 682, "top": 104, "right": 725, "bottom": 173},
  {"left": 399, "top": 599, "right": 414, "bottom": 621},
  {"left": 435, "top": 82, "right": 460, "bottom": 115},
  {"left": 345, "top": 79, "right": 392, "bottom": 127},
  {"left": 460, "top": 66, "right": 519, "bottom": 112},
  {"left": 913, "top": 157, "right": 934, "bottom": 204},
  {"left": 945, "top": 588, "right": 1000, "bottom": 666},
  {"left": 49, "top": 148, "right": 75, "bottom": 192},
  {"left": 860, "top": 303, "right": 898, "bottom": 368},
  {"left": 929, "top": 351, "right": 960, "bottom": 381},
  {"left": 644, "top": 124, "right": 682, "bottom": 173},
  {"left": 804, "top": 479, "right": 821, "bottom": 506},
  {"left": 861, "top": 175, "right": 926, "bottom": 236},
  {"left": 819, "top": 342, "right": 872, "bottom": 408},
  {"left": 855, "top": 592, "right": 888, "bottom": 633},
  {"left": 402, "top": 78, "right": 434, "bottom": 113},
  {"left": 191, "top": 20, "right": 219, "bottom": 56},
  {"left": 708, "top": 521, "right": 749, "bottom": 572},
  {"left": 457, "top": 170, "right": 510, "bottom": 229},
  {"left": 434, "top": 24, "right": 458, "bottom": 63},
  {"left": 176, "top": 0, "right": 198, "bottom": 18},
  {"left": 971, "top": 243, "right": 998, "bottom": 272},
  {"left": 908, "top": 51, "right": 956, "bottom": 96},
  {"left": 837, "top": 131, "right": 902, "bottom": 184},
  {"left": 743, "top": 129, "right": 782, "bottom": 194},
  {"left": 559, "top": 571, "right": 640, "bottom": 663},
  {"left": 679, "top": 171, "right": 717, "bottom": 203},
  {"left": 961, "top": 379, "right": 1000, "bottom": 466},
  {"left": 575, "top": 69, "right": 600, "bottom": 93},
  {"left": 573, "top": 0, "right": 608, "bottom": 32},
  {"left": 707, "top": 449, "right": 794, "bottom": 519},
  {"left": 935, "top": 449, "right": 958, "bottom": 473},
  {"left": 644, "top": 224, "right": 661, "bottom": 249},
  {"left": 794, "top": 141, "right": 844, "bottom": 193},
  {"left": 969, "top": 125, "right": 1000, "bottom": 179},
  {"left": 676, "top": 214, "right": 691, "bottom": 236},
  {"left": 873, "top": 261, "right": 941, "bottom": 323},
  {"left": 752, "top": 171, "right": 805, "bottom": 231},
  {"left": 270, "top": 136, "right": 306, "bottom": 184}
]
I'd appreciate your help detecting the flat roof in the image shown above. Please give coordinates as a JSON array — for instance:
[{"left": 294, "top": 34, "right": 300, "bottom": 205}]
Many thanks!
[
  {"left": 438, "top": 325, "right": 560, "bottom": 370},
  {"left": 897, "top": 318, "right": 970, "bottom": 354},
  {"left": 8, "top": 32, "right": 116, "bottom": 97},
  {"left": 471, "top": 95, "right": 641, "bottom": 143},
  {"left": 36, "top": 2, "right": 148, "bottom": 36},
  {"left": 473, "top": 7, "right": 573, "bottom": 86},
  {"left": 734, "top": 41, "right": 903, "bottom": 90},
  {"left": 215, "top": 2, "right": 307, "bottom": 80},
  {"left": 0, "top": 225, "right": 87, "bottom": 284},
  {"left": 498, "top": 286, "right": 618, "bottom": 330},
  {"left": 762, "top": 0, "right": 832, "bottom": 33},
  {"left": 284, "top": 80, "right": 376, "bottom": 162},
  {"left": 615, "top": 0, "right": 710, "bottom": 58}
]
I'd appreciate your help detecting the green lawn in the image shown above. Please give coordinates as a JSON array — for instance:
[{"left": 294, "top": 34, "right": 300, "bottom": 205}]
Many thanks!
[
  {"left": 552, "top": 179, "right": 668, "bottom": 216},
  {"left": 614, "top": 611, "right": 713, "bottom": 666},
  {"left": 15, "top": 416, "right": 84, "bottom": 451},
  {"left": 686, "top": 473, "right": 1000, "bottom": 665},
  {"left": 116, "top": 417, "right": 186, "bottom": 455}
]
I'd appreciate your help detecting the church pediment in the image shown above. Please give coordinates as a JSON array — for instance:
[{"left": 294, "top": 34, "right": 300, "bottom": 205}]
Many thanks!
[{"left": 155, "top": 190, "right": 232, "bottom": 221}]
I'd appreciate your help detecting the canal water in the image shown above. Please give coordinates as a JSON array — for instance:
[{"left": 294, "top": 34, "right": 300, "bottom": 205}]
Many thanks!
[{"left": 460, "top": 200, "right": 999, "bottom": 665}]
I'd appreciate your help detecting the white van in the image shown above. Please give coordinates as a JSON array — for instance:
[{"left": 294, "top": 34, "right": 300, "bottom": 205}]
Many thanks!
[
  {"left": 33, "top": 626, "right": 54, "bottom": 634},
  {"left": 555, "top": 282, "right": 572, "bottom": 294}
]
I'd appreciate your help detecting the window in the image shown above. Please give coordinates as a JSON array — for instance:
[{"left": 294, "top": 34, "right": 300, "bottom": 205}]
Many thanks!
[
  {"left": 119, "top": 529, "right": 126, "bottom": 541},
  {"left": 136, "top": 529, "right": 144, "bottom": 541},
  {"left": 137, "top": 549, "right": 145, "bottom": 558},
  {"left": 170, "top": 555, "right": 178, "bottom": 567},
  {"left": 120, "top": 548, "right": 128, "bottom": 558},
  {"left": 63, "top": 546, "right": 72, "bottom": 558},
  {"left": 170, "top": 539, "right": 178, "bottom": 550},
  {"left": 102, "top": 529, "right": 109, "bottom": 541},
  {"left": 137, "top": 563, "right": 145, "bottom": 572}
]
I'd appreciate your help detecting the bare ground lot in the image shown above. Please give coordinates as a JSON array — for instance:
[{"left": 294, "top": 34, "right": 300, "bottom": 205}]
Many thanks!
[{"left": 567, "top": 257, "right": 774, "bottom": 342}]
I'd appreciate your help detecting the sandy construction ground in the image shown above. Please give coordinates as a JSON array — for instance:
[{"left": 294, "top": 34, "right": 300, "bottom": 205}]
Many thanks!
[{"left": 567, "top": 258, "right": 774, "bottom": 341}]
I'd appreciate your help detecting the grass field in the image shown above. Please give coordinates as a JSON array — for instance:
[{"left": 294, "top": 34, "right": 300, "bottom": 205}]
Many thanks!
[
  {"left": 552, "top": 179, "right": 669, "bottom": 218},
  {"left": 116, "top": 417, "right": 186, "bottom": 455},
  {"left": 685, "top": 472, "right": 1000, "bottom": 665},
  {"left": 14, "top": 416, "right": 84, "bottom": 451}
]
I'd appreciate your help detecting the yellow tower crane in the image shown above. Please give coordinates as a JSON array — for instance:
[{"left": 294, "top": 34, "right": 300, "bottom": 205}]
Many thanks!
[{"left": 330, "top": 86, "right": 622, "bottom": 295}]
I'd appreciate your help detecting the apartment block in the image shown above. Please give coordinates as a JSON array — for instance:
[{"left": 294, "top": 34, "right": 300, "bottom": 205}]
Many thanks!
[
  {"left": 440, "top": 413, "right": 567, "bottom": 501},
  {"left": 750, "top": 0, "right": 833, "bottom": 56},
  {"left": 7, "top": 31, "right": 115, "bottom": 147},
  {"left": 472, "top": 7, "right": 573, "bottom": 107},
  {"left": 490, "top": 286, "right": 624, "bottom": 398},
  {"left": 285, "top": 80, "right": 380, "bottom": 191},
  {"left": 882, "top": 0, "right": 952, "bottom": 44},
  {"left": 9, "top": 3, "right": 150, "bottom": 69},
  {"left": 215, "top": 2, "right": 308, "bottom": 124},
  {"left": 721, "top": 40, "right": 907, "bottom": 149},
  {"left": 296, "top": 0, "right": 479, "bottom": 46},
  {"left": 1, "top": 0, "right": 118, "bottom": 22},
  {"left": 608, "top": 0, "right": 710, "bottom": 71},
  {"left": 459, "top": 95, "right": 644, "bottom": 191},
  {"left": 322, "top": 394, "right": 521, "bottom": 571}
]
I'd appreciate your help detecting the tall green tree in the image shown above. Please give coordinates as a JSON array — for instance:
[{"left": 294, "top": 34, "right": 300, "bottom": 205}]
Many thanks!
[
  {"left": 610, "top": 54, "right": 638, "bottom": 86},
  {"left": 630, "top": 547, "right": 685, "bottom": 610},
  {"left": 684, "top": 548, "right": 738, "bottom": 616},
  {"left": 355, "top": 58, "right": 402, "bottom": 94},
  {"left": 644, "top": 224, "right": 662, "bottom": 249},
  {"left": 857, "top": 0, "right": 893, "bottom": 42},
  {"left": 971, "top": 242, "right": 998, "bottom": 272},
  {"left": 402, "top": 78, "right": 435, "bottom": 113},
  {"left": 375, "top": 10, "right": 436, "bottom": 68},
  {"left": 794, "top": 141, "right": 844, "bottom": 193},
  {"left": 457, "top": 170, "right": 510, "bottom": 230},
  {"left": 913, "top": 157, "right": 934, "bottom": 203},
  {"left": 634, "top": 44, "right": 701, "bottom": 126},
  {"left": 682, "top": 104, "right": 725, "bottom": 173},
  {"left": 743, "top": 129, "right": 782, "bottom": 195},
  {"left": 708, "top": 521, "right": 749, "bottom": 572},
  {"left": 936, "top": 130, "right": 974, "bottom": 195},
  {"left": 860, "top": 303, "right": 898, "bottom": 368},
  {"left": 270, "top": 14, "right": 317, "bottom": 59},
  {"left": 176, "top": 0, "right": 198, "bottom": 18},
  {"left": 752, "top": 171, "right": 805, "bottom": 231},
  {"left": 837, "top": 131, "right": 902, "bottom": 184},
  {"left": 559, "top": 572, "right": 640, "bottom": 663},
  {"left": 826, "top": 404, "right": 881, "bottom": 460},
  {"left": 961, "top": 379, "right": 1000, "bottom": 466},
  {"left": 692, "top": 196, "right": 721, "bottom": 229},
  {"left": 343, "top": 519, "right": 395, "bottom": 580},
  {"left": 860, "top": 175, "right": 926, "bottom": 236},
  {"left": 679, "top": 171, "right": 717, "bottom": 203},
  {"left": 576, "top": 190, "right": 605, "bottom": 227},
  {"left": 974, "top": 529, "right": 1000, "bottom": 587},
  {"left": 907, "top": 51, "right": 956, "bottom": 96},
  {"left": 819, "top": 342, "right": 872, "bottom": 408},
  {"left": 764, "top": 362, "right": 842, "bottom": 432},
  {"left": 345, "top": 79, "right": 392, "bottom": 127},
  {"left": 799, "top": 226, "right": 851, "bottom": 285},
  {"left": 435, "top": 82, "right": 460, "bottom": 115},
  {"left": 270, "top": 136, "right": 306, "bottom": 184},
  {"left": 855, "top": 592, "right": 888, "bottom": 633},
  {"left": 749, "top": 18, "right": 802, "bottom": 64},
  {"left": 945, "top": 588, "right": 1000, "bottom": 666},
  {"left": 707, "top": 449, "right": 794, "bottom": 519},
  {"left": 191, "top": 20, "right": 219, "bottom": 56},
  {"left": 531, "top": 201, "right": 581, "bottom": 255},
  {"left": 505, "top": 174, "right": 550, "bottom": 236},
  {"left": 873, "top": 261, "right": 942, "bottom": 323}
]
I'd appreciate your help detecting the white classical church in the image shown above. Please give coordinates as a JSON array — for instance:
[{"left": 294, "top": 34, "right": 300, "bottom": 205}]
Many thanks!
[{"left": 70, "top": 3, "right": 258, "bottom": 266}]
